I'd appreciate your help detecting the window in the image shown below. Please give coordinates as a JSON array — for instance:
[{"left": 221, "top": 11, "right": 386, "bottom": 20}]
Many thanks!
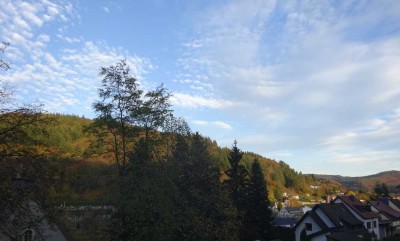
[
  {"left": 24, "top": 230, "right": 33, "bottom": 241},
  {"left": 367, "top": 222, "right": 371, "bottom": 229},
  {"left": 305, "top": 223, "right": 313, "bottom": 231},
  {"left": 373, "top": 221, "right": 377, "bottom": 228}
]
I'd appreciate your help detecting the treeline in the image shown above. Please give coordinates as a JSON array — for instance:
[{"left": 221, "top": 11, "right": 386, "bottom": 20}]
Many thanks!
[
  {"left": 0, "top": 55, "right": 341, "bottom": 240},
  {"left": 0, "top": 59, "right": 274, "bottom": 240},
  {"left": 37, "top": 114, "right": 322, "bottom": 201},
  {"left": 55, "top": 60, "right": 274, "bottom": 241}
]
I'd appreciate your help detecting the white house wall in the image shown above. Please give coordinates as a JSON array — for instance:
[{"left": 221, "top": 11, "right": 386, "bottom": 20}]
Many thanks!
[
  {"left": 311, "top": 234, "right": 329, "bottom": 241},
  {"left": 295, "top": 215, "right": 323, "bottom": 241},
  {"left": 334, "top": 199, "right": 380, "bottom": 240}
]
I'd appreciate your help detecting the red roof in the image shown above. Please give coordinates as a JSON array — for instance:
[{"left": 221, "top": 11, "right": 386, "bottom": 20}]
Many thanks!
[{"left": 336, "top": 195, "right": 379, "bottom": 219}]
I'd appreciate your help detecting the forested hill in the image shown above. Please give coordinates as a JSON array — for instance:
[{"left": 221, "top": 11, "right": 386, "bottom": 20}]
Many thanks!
[
  {"left": 41, "top": 113, "right": 342, "bottom": 203},
  {"left": 315, "top": 170, "right": 400, "bottom": 193}
]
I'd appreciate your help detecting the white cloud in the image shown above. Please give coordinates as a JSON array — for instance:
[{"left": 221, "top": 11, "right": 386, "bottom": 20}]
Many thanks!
[
  {"left": 2, "top": 0, "right": 400, "bottom": 175},
  {"left": 176, "top": 0, "right": 400, "bottom": 174},
  {"left": 171, "top": 93, "right": 233, "bottom": 109},
  {"left": 192, "top": 120, "right": 232, "bottom": 130},
  {"left": 103, "top": 7, "right": 110, "bottom": 13},
  {"left": 56, "top": 34, "right": 81, "bottom": 43}
]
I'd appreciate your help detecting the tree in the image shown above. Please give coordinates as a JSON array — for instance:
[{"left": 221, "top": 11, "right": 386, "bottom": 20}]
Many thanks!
[
  {"left": 90, "top": 60, "right": 177, "bottom": 241},
  {"left": 243, "top": 159, "right": 273, "bottom": 241},
  {"left": 89, "top": 60, "right": 173, "bottom": 173},
  {"left": 0, "top": 43, "right": 56, "bottom": 240},
  {"left": 170, "top": 133, "right": 239, "bottom": 240},
  {"left": 0, "top": 42, "right": 10, "bottom": 71},
  {"left": 374, "top": 182, "right": 389, "bottom": 198},
  {"left": 225, "top": 141, "right": 250, "bottom": 212},
  {"left": 90, "top": 60, "right": 143, "bottom": 176}
]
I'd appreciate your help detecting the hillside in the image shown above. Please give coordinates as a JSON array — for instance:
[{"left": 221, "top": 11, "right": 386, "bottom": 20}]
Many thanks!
[
  {"left": 315, "top": 170, "right": 400, "bottom": 193},
  {"left": 38, "top": 114, "right": 344, "bottom": 203}
]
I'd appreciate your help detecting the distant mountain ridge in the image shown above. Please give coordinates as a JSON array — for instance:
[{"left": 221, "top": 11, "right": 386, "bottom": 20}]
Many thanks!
[{"left": 315, "top": 170, "right": 400, "bottom": 192}]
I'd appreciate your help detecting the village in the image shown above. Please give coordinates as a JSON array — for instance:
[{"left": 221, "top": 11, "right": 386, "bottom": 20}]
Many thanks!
[{"left": 270, "top": 190, "right": 400, "bottom": 241}]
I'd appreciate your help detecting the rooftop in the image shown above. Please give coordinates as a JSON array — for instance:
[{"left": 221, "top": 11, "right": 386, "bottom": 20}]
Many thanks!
[
  {"left": 370, "top": 201, "right": 400, "bottom": 220},
  {"left": 336, "top": 195, "right": 379, "bottom": 219}
]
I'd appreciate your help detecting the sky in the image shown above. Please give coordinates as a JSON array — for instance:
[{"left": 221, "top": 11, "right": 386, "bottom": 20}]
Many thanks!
[{"left": 1, "top": 0, "right": 400, "bottom": 176}]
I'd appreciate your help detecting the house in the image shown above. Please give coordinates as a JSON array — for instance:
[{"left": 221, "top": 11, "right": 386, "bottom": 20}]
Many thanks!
[
  {"left": 277, "top": 206, "right": 312, "bottom": 220},
  {"left": 294, "top": 203, "right": 366, "bottom": 241},
  {"left": 333, "top": 195, "right": 380, "bottom": 239},
  {"left": 0, "top": 178, "right": 73, "bottom": 241},
  {"left": 326, "top": 231, "right": 365, "bottom": 241},
  {"left": 370, "top": 200, "right": 400, "bottom": 238},
  {"left": 277, "top": 207, "right": 292, "bottom": 218},
  {"left": 377, "top": 197, "right": 400, "bottom": 212}
]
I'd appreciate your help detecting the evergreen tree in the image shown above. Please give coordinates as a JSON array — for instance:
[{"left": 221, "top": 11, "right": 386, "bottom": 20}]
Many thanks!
[
  {"left": 244, "top": 159, "right": 272, "bottom": 241},
  {"left": 374, "top": 182, "right": 389, "bottom": 198},
  {"left": 171, "top": 132, "right": 239, "bottom": 240},
  {"left": 225, "top": 141, "right": 250, "bottom": 212}
]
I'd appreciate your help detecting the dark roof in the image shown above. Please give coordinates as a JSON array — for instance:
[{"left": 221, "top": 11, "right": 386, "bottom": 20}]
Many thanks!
[
  {"left": 285, "top": 206, "right": 303, "bottom": 212},
  {"left": 294, "top": 210, "right": 328, "bottom": 231},
  {"left": 310, "top": 211, "right": 329, "bottom": 230},
  {"left": 377, "top": 197, "right": 390, "bottom": 205},
  {"left": 272, "top": 217, "right": 297, "bottom": 227},
  {"left": 318, "top": 203, "right": 363, "bottom": 227},
  {"left": 391, "top": 199, "right": 400, "bottom": 209},
  {"left": 335, "top": 196, "right": 379, "bottom": 219},
  {"left": 370, "top": 201, "right": 400, "bottom": 220},
  {"left": 294, "top": 203, "right": 368, "bottom": 241}
]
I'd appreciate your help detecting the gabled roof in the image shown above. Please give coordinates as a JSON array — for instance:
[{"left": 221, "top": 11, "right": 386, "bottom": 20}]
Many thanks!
[
  {"left": 335, "top": 195, "right": 379, "bottom": 219},
  {"left": 309, "top": 211, "right": 329, "bottom": 230},
  {"left": 391, "top": 199, "right": 400, "bottom": 209},
  {"left": 318, "top": 203, "right": 363, "bottom": 227},
  {"left": 272, "top": 217, "right": 297, "bottom": 227},
  {"left": 294, "top": 203, "right": 368, "bottom": 241},
  {"left": 370, "top": 201, "right": 400, "bottom": 220},
  {"left": 293, "top": 210, "right": 328, "bottom": 231}
]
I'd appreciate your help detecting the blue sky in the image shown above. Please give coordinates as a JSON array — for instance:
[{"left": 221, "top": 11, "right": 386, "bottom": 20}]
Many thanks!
[{"left": 1, "top": 0, "right": 400, "bottom": 176}]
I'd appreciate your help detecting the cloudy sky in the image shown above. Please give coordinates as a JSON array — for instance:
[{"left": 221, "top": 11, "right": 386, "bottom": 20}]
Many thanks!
[{"left": 1, "top": 0, "right": 400, "bottom": 176}]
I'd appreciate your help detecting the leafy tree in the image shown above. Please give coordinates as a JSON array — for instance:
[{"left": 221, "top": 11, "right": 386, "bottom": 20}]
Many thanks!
[
  {"left": 90, "top": 60, "right": 143, "bottom": 176},
  {"left": 89, "top": 60, "right": 173, "bottom": 173},
  {"left": 0, "top": 43, "right": 56, "bottom": 240},
  {"left": 90, "top": 60, "right": 181, "bottom": 241}
]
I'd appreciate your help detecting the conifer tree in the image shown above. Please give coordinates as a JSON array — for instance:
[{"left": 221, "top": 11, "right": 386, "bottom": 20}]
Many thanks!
[
  {"left": 225, "top": 141, "right": 250, "bottom": 212},
  {"left": 244, "top": 159, "right": 272, "bottom": 241},
  {"left": 171, "top": 132, "right": 239, "bottom": 240}
]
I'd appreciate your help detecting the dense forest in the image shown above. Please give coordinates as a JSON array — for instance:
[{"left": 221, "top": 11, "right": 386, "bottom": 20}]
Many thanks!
[
  {"left": 1, "top": 55, "right": 344, "bottom": 241},
  {"left": 35, "top": 114, "right": 340, "bottom": 204}
]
